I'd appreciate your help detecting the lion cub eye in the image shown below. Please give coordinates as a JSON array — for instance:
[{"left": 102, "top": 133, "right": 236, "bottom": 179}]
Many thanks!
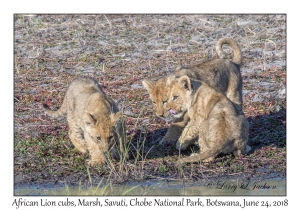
[
  {"left": 152, "top": 101, "right": 156, "bottom": 104},
  {"left": 163, "top": 100, "right": 167, "bottom": 105},
  {"left": 96, "top": 137, "right": 101, "bottom": 141},
  {"left": 173, "top": 96, "right": 178, "bottom": 101}
]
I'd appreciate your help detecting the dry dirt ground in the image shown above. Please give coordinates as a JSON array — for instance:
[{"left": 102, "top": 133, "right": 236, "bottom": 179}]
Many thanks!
[{"left": 14, "top": 14, "right": 286, "bottom": 186}]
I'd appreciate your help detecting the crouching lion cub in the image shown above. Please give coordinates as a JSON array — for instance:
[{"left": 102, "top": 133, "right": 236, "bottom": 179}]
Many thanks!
[
  {"left": 43, "top": 76, "right": 126, "bottom": 166},
  {"left": 142, "top": 37, "right": 244, "bottom": 145},
  {"left": 166, "top": 75, "right": 251, "bottom": 164}
]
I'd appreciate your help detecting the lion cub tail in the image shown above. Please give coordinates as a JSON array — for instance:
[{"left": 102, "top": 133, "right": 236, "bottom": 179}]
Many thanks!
[
  {"left": 43, "top": 96, "right": 68, "bottom": 118},
  {"left": 216, "top": 37, "right": 242, "bottom": 66}
]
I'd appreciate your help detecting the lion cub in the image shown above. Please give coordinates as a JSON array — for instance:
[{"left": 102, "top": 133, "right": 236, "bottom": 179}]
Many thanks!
[
  {"left": 142, "top": 37, "right": 244, "bottom": 145},
  {"left": 166, "top": 75, "right": 250, "bottom": 164},
  {"left": 43, "top": 76, "right": 126, "bottom": 166}
]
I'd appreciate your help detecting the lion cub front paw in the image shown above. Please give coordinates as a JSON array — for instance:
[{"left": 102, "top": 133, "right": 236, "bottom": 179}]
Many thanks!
[
  {"left": 76, "top": 147, "right": 88, "bottom": 154},
  {"left": 88, "top": 159, "right": 106, "bottom": 167}
]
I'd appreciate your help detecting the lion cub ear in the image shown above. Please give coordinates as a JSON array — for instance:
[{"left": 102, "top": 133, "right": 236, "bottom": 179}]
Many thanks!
[
  {"left": 110, "top": 111, "right": 121, "bottom": 124},
  {"left": 178, "top": 76, "right": 192, "bottom": 91},
  {"left": 142, "top": 80, "right": 154, "bottom": 92},
  {"left": 84, "top": 113, "right": 97, "bottom": 125}
]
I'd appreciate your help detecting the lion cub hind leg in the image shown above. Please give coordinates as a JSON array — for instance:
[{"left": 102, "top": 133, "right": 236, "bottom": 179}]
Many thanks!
[
  {"left": 177, "top": 114, "right": 226, "bottom": 164},
  {"left": 232, "top": 115, "right": 250, "bottom": 156}
]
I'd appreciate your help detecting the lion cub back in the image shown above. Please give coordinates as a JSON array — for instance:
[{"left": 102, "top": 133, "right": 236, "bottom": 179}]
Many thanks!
[
  {"left": 43, "top": 76, "right": 106, "bottom": 118},
  {"left": 66, "top": 76, "right": 119, "bottom": 120}
]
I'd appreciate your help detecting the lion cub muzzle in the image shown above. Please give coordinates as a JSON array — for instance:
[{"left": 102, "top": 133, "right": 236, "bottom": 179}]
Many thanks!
[{"left": 95, "top": 135, "right": 114, "bottom": 151}]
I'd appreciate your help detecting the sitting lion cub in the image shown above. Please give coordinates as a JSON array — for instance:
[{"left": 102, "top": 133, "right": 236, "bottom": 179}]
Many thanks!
[
  {"left": 43, "top": 76, "right": 126, "bottom": 166},
  {"left": 166, "top": 75, "right": 250, "bottom": 164},
  {"left": 142, "top": 37, "right": 244, "bottom": 145}
]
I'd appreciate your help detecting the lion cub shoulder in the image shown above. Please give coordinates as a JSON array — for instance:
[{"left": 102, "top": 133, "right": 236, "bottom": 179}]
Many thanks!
[
  {"left": 166, "top": 75, "right": 250, "bottom": 164},
  {"left": 43, "top": 76, "right": 126, "bottom": 166}
]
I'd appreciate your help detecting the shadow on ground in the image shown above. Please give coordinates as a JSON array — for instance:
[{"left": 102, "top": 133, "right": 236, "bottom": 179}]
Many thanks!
[
  {"left": 128, "top": 106, "right": 286, "bottom": 161},
  {"left": 247, "top": 107, "right": 286, "bottom": 151}
]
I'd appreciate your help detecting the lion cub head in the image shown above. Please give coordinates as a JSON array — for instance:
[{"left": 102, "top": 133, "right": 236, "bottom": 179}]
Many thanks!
[
  {"left": 165, "top": 75, "right": 196, "bottom": 119},
  {"left": 142, "top": 78, "right": 170, "bottom": 118},
  {"left": 83, "top": 93, "right": 121, "bottom": 151}
]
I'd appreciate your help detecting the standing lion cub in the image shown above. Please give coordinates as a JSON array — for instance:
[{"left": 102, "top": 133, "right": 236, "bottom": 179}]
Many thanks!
[
  {"left": 166, "top": 75, "right": 250, "bottom": 164},
  {"left": 43, "top": 76, "right": 126, "bottom": 166}
]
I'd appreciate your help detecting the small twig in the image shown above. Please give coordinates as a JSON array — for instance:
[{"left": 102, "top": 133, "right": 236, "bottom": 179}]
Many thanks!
[
  {"left": 148, "top": 61, "right": 152, "bottom": 71},
  {"left": 103, "top": 15, "right": 113, "bottom": 30},
  {"left": 102, "top": 63, "right": 105, "bottom": 73},
  {"left": 228, "top": 172, "right": 243, "bottom": 176},
  {"left": 189, "top": 40, "right": 201, "bottom": 46},
  {"left": 199, "top": 163, "right": 209, "bottom": 181},
  {"left": 266, "top": 39, "right": 277, "bottom": 52},
  {"left": 49, "top": 137, "right": 56, "bottom": 146},
  {"left": 199, "top": 18, "right": 212, "bottom": 25},
  {"left": 195, "top": 29, "right": 206, "bottom": 37},
  {"left": 63, "top": 143, "right": 71, "bottom": 149},
  {"left": 247, "top": 28, "right": 256, "bottom": 35},
  {"left": 152, "top": 50, "right": 168, "bottom": 52}
]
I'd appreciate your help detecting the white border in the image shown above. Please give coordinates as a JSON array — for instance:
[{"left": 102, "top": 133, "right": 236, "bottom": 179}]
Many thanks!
[{"left": 3, "top": 0, "right": 297, "bottom": 209}]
